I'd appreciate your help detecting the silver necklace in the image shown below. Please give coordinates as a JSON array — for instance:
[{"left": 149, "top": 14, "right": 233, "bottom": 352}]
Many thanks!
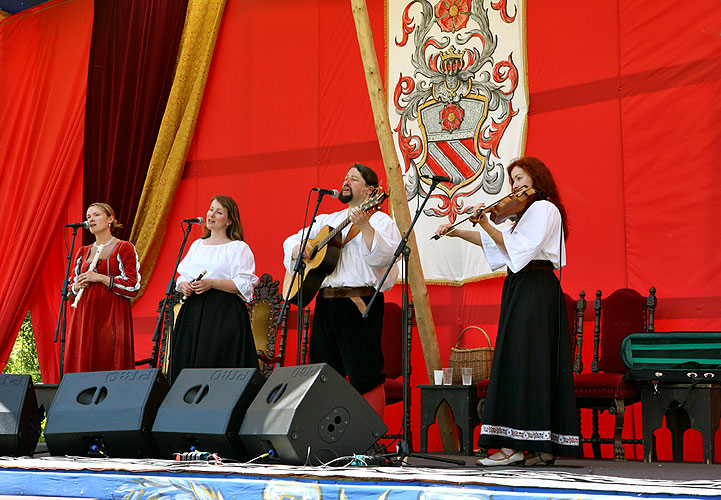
[{"left": 93, "top": 236, "right": 115, "bottom": 248}]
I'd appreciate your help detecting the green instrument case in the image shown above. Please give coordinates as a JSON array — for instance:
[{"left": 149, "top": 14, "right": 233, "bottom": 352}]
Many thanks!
[{"left": 622, "top": 331, "right": 721, "bottom": 383}]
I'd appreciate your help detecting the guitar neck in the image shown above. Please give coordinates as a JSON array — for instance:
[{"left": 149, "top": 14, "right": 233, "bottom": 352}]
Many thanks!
[
  {"left": 317, "top": 215, "right": 352, "bottom": 249},
  {"left": 313, "top": 191, "right": 386, "bottom": 250}
]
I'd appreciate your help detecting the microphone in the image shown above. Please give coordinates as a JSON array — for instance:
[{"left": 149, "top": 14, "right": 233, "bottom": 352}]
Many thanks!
[
  {"left": 422, "top": 174, "right": 452, "bottom": 183},
  {"left": 181, "top": 217, "right": 204, "bottom": 224},
  {"left": 312, "top": 188, "right": 340, "bottom": 198},
  {"left": 64, "top": 221, "right": 89, "bottom": 229}
]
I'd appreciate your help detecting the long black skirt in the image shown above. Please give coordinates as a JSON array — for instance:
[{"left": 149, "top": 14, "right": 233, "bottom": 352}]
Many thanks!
[
  {"left": 169, "top": 289, "right": 257, "bottom": 383},
  {"left": 477, "top": 268, "right": 580, "bottom": 457}
]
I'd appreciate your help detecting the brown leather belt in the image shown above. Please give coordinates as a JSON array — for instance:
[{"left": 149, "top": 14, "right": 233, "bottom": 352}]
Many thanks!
[
  {"left": 516, "top": 260, "right": 554, "bottom": 273},
  {"left": 320, "top": 286, "right": 375, "bottom": 299}
]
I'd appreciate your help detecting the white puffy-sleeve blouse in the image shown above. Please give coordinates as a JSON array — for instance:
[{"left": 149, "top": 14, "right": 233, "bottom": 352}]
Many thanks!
[
  {"left": 480, "top": 200, "right": 566, "bottom": 273},
  {"left": 176, "top": 239, "right": 259, "bottom": 302}
]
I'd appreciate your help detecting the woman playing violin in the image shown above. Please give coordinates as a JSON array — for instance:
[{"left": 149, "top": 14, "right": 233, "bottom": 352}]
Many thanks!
[{"left": 435, "top": 156, "right": 578, "bottom": 466}]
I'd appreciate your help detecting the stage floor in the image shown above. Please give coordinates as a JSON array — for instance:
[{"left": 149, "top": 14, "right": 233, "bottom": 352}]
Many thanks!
[{"left": 0, "top": 452, "right": 719, "bottom": 500}]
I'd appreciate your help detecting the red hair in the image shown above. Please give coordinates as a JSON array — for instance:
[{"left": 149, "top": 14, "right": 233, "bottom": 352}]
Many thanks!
[{"left": 507, "top": 156, "right": 569, "bottom": 238}]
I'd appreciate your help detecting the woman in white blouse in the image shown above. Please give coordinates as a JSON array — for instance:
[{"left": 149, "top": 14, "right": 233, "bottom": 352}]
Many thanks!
[
  {"left": 169, "top": 195, "right": 259, "bottom": 383},
  {"left": 436, "top": 157, "right": 579, "bottom": 466}
]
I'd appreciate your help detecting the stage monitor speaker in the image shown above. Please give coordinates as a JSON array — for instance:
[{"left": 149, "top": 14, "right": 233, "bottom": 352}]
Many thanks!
[
  {"left": 152, "top": 367, "right": 265, "bottom": 459},
  {"left": 0, "top": 374, "right": 42, "bottom": 456},
  {"left": 44, "top": 368, "right": 169, "bottom": 458},
  {"left": 239, "top": 363, "right": 387, "bottom": 465}
]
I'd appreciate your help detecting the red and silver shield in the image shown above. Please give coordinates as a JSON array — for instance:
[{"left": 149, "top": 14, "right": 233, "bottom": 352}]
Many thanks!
[{"left": 417, "top": 94, "right": 489, "bottom": 195}]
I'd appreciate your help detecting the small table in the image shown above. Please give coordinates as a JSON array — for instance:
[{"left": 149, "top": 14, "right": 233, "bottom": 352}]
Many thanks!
[
  {"left": 640, "top": 382, "right": 721, "bottom": 464},
  {"left": 419, "top": 384, "right": 480, "bottom": 455}
]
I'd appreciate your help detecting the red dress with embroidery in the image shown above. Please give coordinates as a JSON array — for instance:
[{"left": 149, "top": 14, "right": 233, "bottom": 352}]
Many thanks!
[{"left": 64, "top": 240, "right": 140, "bottom": 373}]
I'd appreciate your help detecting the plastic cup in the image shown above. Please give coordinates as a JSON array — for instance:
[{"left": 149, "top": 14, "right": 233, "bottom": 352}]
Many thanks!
[
  {"left": 433, "top": 369, "right": 443, "bottom": 385},
  {"left": 462, "top": 367, "right": 473, "bottom": 385},
  {"left": 442, "top": 367, "right": 453, "bottom": 385}
]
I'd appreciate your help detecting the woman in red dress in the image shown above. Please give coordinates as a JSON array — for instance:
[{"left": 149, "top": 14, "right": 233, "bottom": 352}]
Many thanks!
[{"left": 65, "top": 203, "right": 140, "bottom": 373}]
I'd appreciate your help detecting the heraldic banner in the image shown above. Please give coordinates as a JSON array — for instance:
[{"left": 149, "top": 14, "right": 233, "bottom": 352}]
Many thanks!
[{"left": 387, "top": 0, "right": 528, "bottom": 283}]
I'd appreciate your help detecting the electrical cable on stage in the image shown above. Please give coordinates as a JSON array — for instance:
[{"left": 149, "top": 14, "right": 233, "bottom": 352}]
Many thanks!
[{"left": 245, "top": 449, "right": 276, "bottom": 464}]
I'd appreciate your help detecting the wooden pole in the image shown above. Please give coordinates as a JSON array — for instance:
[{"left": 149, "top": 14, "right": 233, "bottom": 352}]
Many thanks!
[{"left": 350, "top": 0, "right": 458, "bottom": 451}]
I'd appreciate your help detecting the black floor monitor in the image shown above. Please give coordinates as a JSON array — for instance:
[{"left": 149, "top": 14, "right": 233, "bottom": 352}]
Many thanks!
[
  {"left": 239, "top": 363, "right": 387, "bottom": 465},
  {"left": 152, "top": 367, "right": 265, "bottom": 460},
  {"left": 44, "top": 368, "right": 169, "bottom": 458}
]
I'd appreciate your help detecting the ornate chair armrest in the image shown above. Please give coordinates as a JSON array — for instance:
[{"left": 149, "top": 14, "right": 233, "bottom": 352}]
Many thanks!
[{"left": 257, "top": 350, "right": 283, "bottom": 366}]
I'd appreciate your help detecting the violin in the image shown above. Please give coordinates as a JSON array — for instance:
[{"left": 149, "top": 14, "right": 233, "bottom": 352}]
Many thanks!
[
  {"left": 431, "top": 185, "right": 540, "bottom": 240},
  {"left": 470, "top": 186, "right": 538, "bottom": 225}
]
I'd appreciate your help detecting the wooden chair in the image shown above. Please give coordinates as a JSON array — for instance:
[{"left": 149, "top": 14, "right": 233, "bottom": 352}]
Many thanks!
[
  {"left": 138, "top": 274, "right": 288, "bottom": 378},
  {"left": 298, "top": 306, "right": 312, "bottom": 365},
  {"left": 573, "top": 286, "right": 657, "bottom": 461},
  {"left": 248, "top": 272, "right": 288, "bottom": 376},
  {"left": 136, "top": 286, "right": 184, "bottom": 372},
  {"left": 382, "top": 301, "right": 414, "bottom": 406}
]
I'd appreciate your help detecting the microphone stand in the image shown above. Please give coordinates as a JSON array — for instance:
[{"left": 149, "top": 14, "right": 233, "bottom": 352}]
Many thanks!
[
  {"left": 364, "top": 179, "right": 463, "bottom": 466},
  {"left": 278, "top": 190, "right": 326, "bottom": 365},
  {"left": 53, "top": 225, "right": 82, "bottom": 380},
  {"left": 148, "top": 221, "right": 195, "bottom": 370}
]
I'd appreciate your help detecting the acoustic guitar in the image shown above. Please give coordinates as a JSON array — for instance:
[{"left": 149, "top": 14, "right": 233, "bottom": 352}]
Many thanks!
[{"left": 283, "top": 188, "right": 388, "bottom": 304}]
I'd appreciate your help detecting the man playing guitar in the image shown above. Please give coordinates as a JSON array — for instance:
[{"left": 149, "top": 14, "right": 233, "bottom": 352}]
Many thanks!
[{"left": 282, "top": 163, "right": 401, "bottom": 418}]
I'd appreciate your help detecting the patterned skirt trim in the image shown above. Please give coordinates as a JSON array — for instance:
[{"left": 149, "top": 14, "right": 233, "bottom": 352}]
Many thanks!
[{"left": 480, "top": 424, "right": 580, "bottom": 447}]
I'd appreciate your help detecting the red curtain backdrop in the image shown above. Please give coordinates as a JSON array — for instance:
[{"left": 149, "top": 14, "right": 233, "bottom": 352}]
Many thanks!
[
  {"left": 29, "top": 182, "right": 84, "bottom": 384},
  {"left": 2, "top": 0, "right": 721, "bottom": 459},
  {"left": 0, "top": 0, "right": 94, "bottom": 381},
  {"left": 83, "top": 0, "right": 187, "bottom": 243}
]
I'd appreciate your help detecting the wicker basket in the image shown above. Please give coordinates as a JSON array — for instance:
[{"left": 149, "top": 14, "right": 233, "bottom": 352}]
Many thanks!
[{"left": 448, "top": 326, "right": 494, "bottom": 384}]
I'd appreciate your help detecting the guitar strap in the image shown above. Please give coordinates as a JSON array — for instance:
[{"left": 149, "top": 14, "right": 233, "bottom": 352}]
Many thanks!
[
  {"left": 340, "top": 204, "right": 384, "bottom": 315},
  {"left": 342, "top": 224, "right": 367, "bottom": 315},
  {"left": 342, "top": 224, "right": 360, "bottom": 246},
  {"left": 349, "top": 296, "right": 367, "bottom": 316},
  {"left": 342, "top": 204, "right": 381, "bottom": 246}
]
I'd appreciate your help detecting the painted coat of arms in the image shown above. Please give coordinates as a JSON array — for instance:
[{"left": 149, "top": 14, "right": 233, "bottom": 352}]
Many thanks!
[{"left": 388, "top": 0, "right": 527, "bottom": 281}]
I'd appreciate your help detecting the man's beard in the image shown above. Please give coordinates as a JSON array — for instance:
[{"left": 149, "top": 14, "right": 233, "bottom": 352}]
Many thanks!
[{"left": 338, "top": 191, "right": 352, "bottom": 204}]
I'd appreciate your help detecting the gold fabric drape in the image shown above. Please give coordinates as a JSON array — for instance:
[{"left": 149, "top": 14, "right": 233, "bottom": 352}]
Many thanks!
[{"left": 129, "top": 0, "right": 227, "bottom": 300}]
